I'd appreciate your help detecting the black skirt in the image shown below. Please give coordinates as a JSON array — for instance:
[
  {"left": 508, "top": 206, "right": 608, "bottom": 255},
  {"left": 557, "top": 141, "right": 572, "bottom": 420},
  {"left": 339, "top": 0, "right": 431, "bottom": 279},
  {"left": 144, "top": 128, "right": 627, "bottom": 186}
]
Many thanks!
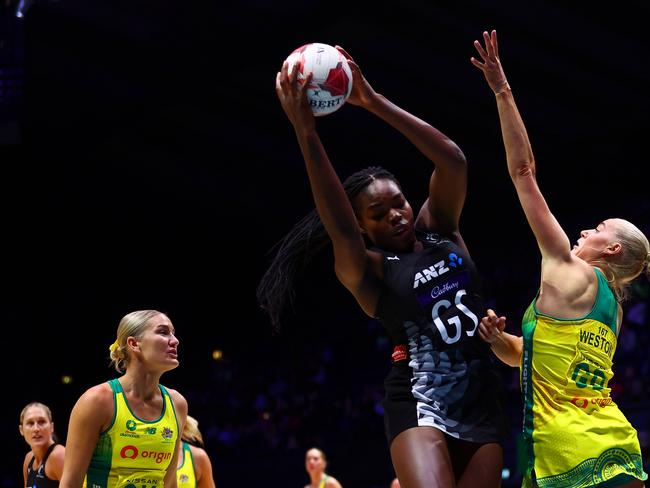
[{"left": 382, "top": 359, "right": 508, "bottom": 447}]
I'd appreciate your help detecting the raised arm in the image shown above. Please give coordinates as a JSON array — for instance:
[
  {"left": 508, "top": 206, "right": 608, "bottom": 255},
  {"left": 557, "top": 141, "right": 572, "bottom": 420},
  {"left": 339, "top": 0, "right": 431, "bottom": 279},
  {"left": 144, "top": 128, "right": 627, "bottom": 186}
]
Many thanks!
[
  {"left": 337, "top": 47, "right": 467, "bottom": 237},
  {"left": 275, "top": 57, "right": 378, "bottom": 312},
  {"left": 471, "top": 30, "right": 571, "bottom": 262}
]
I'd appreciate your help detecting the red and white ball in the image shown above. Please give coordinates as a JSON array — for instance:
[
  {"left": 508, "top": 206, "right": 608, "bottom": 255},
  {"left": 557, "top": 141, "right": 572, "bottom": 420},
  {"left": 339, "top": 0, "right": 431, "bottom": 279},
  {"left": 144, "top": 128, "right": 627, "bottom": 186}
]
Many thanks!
[{"left": 285, "top": 42, "right": 353, "bottom": 116}]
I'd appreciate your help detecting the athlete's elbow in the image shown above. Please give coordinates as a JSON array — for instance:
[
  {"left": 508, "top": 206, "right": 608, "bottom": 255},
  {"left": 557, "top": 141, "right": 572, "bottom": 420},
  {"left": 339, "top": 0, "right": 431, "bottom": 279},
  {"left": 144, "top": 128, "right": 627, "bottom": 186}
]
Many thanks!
[
  {"left": 447, "top": 141, "right": 467, "bottom": 167},
  {"left": 509, "top": 160, "right": 536, "bottom": 182}
]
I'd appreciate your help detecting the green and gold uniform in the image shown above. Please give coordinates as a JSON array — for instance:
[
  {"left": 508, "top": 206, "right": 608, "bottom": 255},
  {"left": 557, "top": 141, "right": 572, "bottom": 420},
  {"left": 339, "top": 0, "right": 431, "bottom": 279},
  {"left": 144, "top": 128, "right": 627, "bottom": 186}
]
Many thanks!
[
  {"left": 521, "top": 268, "right": 647, "bottom": 487},
  {"left": 85, "top": 379, "right": 179, "bottom": 488},
  {"left": 176, "top": 442, "right": 196, "bottom": 488}
]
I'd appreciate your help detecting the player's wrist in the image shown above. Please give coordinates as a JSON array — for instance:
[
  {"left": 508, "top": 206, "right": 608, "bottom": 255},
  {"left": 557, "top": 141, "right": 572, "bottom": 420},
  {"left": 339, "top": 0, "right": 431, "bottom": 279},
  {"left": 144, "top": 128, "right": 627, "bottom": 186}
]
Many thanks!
[{"left": 494, "top": 81, "right": 511, "bottom": 96}]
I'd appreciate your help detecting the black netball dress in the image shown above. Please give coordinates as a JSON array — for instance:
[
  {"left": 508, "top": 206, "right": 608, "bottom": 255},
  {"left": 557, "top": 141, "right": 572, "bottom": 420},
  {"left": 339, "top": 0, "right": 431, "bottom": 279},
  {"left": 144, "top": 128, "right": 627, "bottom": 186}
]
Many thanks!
[{"left": 374, "top": 229, "right": 507, "bottom": 445}]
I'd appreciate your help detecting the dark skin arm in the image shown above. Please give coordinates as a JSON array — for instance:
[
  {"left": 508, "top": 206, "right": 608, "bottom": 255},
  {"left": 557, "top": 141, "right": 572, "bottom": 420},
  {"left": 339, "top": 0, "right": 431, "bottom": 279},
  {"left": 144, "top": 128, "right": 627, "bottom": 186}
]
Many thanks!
[
  {"left": 276, "top": 48, "right": 468, "bottom": 315},
  {"left": 276, "top": 60, "right": 372, "bottom": 311},
  {"left": 335, "top": 48, "right": 467, "bottom": 241}
]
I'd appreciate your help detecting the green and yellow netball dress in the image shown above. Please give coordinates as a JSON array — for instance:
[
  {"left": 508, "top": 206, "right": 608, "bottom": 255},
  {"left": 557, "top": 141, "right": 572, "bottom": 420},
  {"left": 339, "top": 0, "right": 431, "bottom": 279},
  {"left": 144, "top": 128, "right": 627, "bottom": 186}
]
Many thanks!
[
  {"left": 176, "top": 442, "right": 196, "bottom": 488},
  {"left": 85, "top": 379, "right": 180, "bottom": 488},
  {"left": 520, "top": 268, "right": 647, "bottom": 488}
]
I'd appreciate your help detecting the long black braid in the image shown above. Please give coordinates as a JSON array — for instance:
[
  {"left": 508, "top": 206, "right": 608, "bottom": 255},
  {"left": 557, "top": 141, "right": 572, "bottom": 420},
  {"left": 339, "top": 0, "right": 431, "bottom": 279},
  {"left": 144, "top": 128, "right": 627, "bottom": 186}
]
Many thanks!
[{"left": 256, "top": 166, "right": 399, "bottom": 331}]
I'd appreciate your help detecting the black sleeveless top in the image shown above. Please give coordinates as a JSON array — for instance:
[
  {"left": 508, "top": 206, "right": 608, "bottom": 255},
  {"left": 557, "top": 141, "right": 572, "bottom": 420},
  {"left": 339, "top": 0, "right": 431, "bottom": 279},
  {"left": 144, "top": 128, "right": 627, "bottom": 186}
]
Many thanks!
[
  {"left": 374, "top": 229, "right": 507, "bottom": 442},
  {"left": 374, "top": 229, "right": 487, "bottom": 350},
  {"left": 26, "top": 443, "right": 59, "bottom": 488}
]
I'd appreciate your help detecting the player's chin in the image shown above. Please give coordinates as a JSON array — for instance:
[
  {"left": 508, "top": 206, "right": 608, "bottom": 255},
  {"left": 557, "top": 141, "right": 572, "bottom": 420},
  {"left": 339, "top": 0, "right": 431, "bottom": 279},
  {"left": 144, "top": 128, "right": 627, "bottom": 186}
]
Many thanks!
[{"left": 163, "top": 358, "right": 180, "bottom": 371}]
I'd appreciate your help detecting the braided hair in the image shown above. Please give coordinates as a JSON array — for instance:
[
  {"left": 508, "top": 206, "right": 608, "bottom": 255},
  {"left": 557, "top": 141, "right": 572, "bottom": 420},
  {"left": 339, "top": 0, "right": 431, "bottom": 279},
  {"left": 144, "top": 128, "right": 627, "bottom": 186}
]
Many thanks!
[{"left": 256, "top": 166, "right": 399, "bottom": 330}]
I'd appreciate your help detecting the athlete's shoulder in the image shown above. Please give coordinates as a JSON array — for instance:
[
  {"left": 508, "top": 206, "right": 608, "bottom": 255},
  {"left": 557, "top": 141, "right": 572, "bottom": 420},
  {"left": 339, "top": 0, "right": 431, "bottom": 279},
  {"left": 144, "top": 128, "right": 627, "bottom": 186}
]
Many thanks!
[
  {"left": 50, "top": 443, "right": 65, "bottom": 459},
  {"left": 163, "top": 386, "right": 188, "bottom": 424},
  {"left": 326, "top": 476, "right": 343, "bottom": 488},
  {"left": 72, "top": 381, "right": 115, "bottom": 428},
  {"left": 164, "top": 386, "right": 187, "bottom": 407},
  {"left": 22, "top": 450, "right": 32, "bottom": 470},
  {"left": 80, "top": 381, "right": 114, "bottom": 404},
  {"left": 189, "top": 444, "right": 215, "bottom": 487},
  {"left": 188, "top": 444, "right": 209, "bottom": 465},
  {"left": 46, "top": 444, "right": 65, "bottom": 481},
  {"left": 187, "top": 442, "right": 201, "bottom": 453}
]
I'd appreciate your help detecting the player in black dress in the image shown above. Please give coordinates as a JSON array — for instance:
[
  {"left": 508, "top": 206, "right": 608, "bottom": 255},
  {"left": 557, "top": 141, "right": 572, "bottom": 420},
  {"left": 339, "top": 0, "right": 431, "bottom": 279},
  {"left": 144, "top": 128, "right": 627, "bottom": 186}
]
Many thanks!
[
  {"left": 257, "top": 46, "right": 507, "bottom": 487},
  {"left": 20, "top": 402, "right": 65, "bottom": 488}
]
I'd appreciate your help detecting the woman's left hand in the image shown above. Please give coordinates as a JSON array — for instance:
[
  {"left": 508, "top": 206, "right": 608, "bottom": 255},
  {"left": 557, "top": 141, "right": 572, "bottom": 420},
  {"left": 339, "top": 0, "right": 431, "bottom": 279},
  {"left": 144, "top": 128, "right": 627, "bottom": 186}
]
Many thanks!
[
  {"left": 335, "top": 46, "right": 377, "bottom": 108},
  {"left": 471, "top": 30, "right": 510, "bottom": 95},
  {"left": 478, "top": 308, "right": 507, "bottom": 344}
]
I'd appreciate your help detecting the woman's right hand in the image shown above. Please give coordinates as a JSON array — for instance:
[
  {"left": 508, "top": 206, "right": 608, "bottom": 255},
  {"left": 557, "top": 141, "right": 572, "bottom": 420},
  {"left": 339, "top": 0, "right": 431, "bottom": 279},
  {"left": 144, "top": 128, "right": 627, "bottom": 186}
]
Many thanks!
[
  {"left": 478, "top": 308, "right": 507, "bottom": 344},
  {"left": 275, "top": 60, "right": 316, "bottom": 135}
]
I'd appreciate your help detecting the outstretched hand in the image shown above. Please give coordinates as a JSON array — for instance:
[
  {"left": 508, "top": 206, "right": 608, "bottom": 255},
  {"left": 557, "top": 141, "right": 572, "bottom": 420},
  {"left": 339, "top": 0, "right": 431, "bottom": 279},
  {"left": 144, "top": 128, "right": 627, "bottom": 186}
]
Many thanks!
[
  {"left": 275, "top": 60, "right": 316, "bottom": 134},
  {"left": 471, "top": 30, "right": 510, "bottom": 95},
  {"left": 335, "top": 46, "right": 377, "bottom": 108},
  {"left": 478, "top": 308, "right": 507, "bottom": 344}
]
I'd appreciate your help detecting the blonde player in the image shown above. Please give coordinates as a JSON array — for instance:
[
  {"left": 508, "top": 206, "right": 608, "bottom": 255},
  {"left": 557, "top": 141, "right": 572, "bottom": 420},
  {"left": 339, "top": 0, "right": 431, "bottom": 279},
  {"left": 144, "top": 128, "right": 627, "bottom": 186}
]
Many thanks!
[
  {"left": 176, "top": 415, "right": 216, "bottom": 488},
  {"left": 304, "top": 448, "right": 343, "bottom": 488},
  {"left": 19, "top": 402, "right": 65, "bottom": 487},
  {"left": 473, "top": 29, "right": 648, "bottom": 488},
  {"left": 60, "top": 310, "right": 188, "bottom": 488}
]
